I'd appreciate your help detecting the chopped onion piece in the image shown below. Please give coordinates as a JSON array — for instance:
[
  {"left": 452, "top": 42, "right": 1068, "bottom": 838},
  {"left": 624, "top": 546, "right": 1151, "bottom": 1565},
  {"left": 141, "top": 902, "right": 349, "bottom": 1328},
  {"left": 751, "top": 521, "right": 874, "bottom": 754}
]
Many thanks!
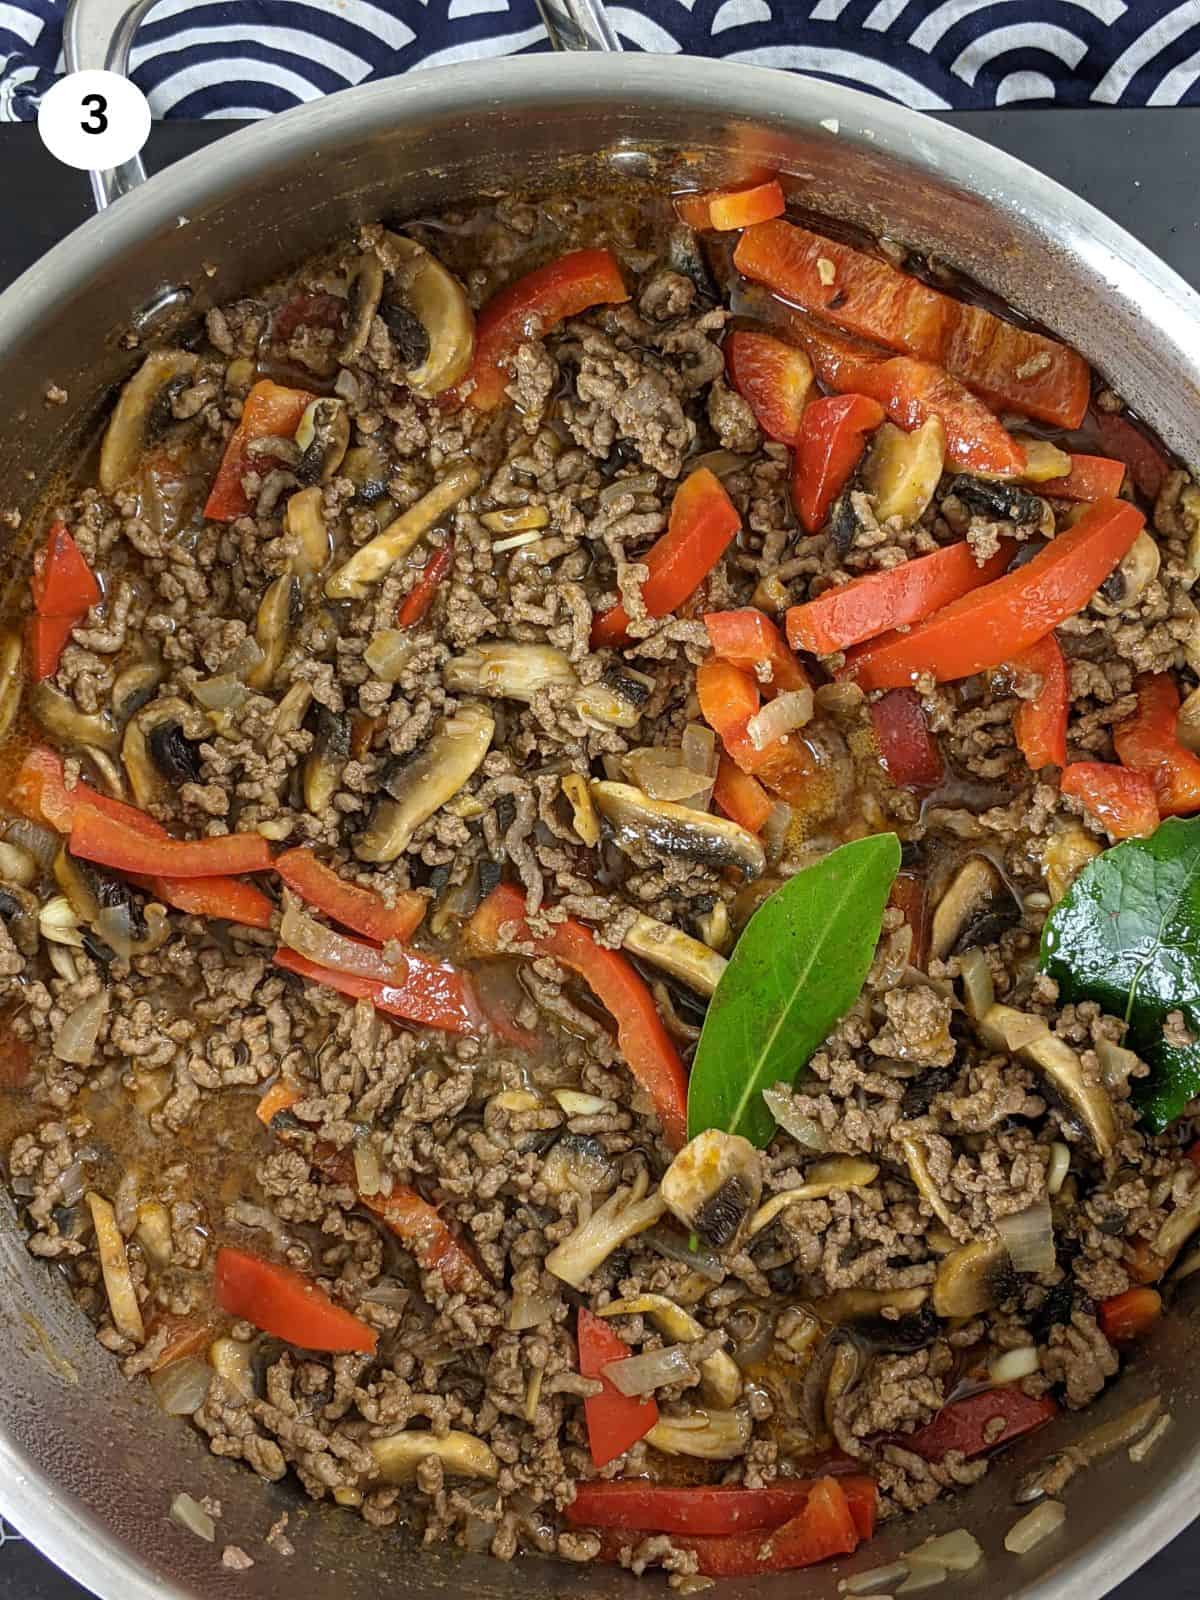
[
  {"left": 598, "top": 472, "right": 658, "bottom": 505},
  {"left": 1096, "top": 1035, "right": 1141, "bottom": 1091},
  {"left": 86, "top": 1189, "right": 144, "bottom": 1342},
  {"left": 761, "top": 801, "right": 792, "bottom": 865},
  {"left": 54, "top": 989, "right": 109, "bottom": 1066},
  {"left": 985, "top": 1008, "right": 1049, "bottom": 1051},
  {"left": 353, "top": 1140, "right": 382, "bottom": 1197},
  {"left": 364, "top": 629, "right": 416, "bottom": 682},
  {"left": 170, "top": 1492, "right": 216, "bottom": 1543},
  {"left": 1005, "top": 1500, "right": 1065, "bottom": 1554},
  {"left": 687, "top": 449, "right": 749, "bottom": 480},
  {"left": 223, "top": 637, "right": 266, "bottom": 680},
  {"left": 622, "top": 747, "right": 713, "bottom": 804},
  {"left": 1129, "top": 1412, "right": 1172, "bottom": 1463},
  {"left": 280, "top": 894, "right": 404, "bottom": 982},
  {"left": 746, "top": 687, "right": 813, "bottom": 751},
  {"left": 1046, "top": 1141, "right": 1070, "bottom": 1196},
  {"left": 958, "top": 947, "right": 994, "bottom": 1024},
  {"left": 844, "top": 1561, "right": 911, "bottom": 1595},
  {"left": 193, "top": 672, "right": 248, "bottom": 712},
  {"left": 552, "top": 1088, "right": 612, "bottom": 1116},
  {"left": 603, "top": 1343, "right": 696, "bottom": 1396},
  {"left": 682, "top": 723, "right": 717, "bottom": 777},
  {"left": 906, "top": 1530, "right": 982, "bottom": 1574},
  {"left": 508, "top": 1292, "right": 557, "bottom": 1331},
  {"left": 762, "top": 1086, "right": 831, "bottom": 1151},
  {"left": 150, "top": 1356, "right": 212, "bottom": 1415},
  {"left": 988, "top": 1346, "right": 1040, "bottom": 1384},
  {"left": 897, "top": 1563, "right": 947, "bottom": 1593},
  {"left": 996, "top": 1198, "right": 1056, "bottom": 1274},
  {"left": 492, "top": 531, "right": 545, "bottom": 554}
]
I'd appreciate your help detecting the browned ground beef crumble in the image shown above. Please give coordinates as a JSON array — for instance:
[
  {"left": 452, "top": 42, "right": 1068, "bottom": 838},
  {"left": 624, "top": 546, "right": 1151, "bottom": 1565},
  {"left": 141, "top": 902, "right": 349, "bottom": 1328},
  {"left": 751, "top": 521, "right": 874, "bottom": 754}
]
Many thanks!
[{"left": 1, "top": 185, "right": 1198, "bottom": 1579}]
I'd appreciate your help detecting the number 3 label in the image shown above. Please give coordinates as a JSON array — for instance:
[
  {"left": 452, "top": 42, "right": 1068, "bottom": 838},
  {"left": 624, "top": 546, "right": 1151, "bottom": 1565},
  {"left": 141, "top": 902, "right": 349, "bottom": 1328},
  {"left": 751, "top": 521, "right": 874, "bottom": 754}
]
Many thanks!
[{"left": 38, "top": 71, "right": 150, "bottom": 172}]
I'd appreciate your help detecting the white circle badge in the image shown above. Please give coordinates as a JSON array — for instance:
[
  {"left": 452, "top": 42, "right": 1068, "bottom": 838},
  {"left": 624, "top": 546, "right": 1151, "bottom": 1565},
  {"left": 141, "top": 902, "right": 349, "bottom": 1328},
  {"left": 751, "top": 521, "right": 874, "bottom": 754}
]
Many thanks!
[{"left": 37, "top": 70, "right": 151, "bottom": 172}]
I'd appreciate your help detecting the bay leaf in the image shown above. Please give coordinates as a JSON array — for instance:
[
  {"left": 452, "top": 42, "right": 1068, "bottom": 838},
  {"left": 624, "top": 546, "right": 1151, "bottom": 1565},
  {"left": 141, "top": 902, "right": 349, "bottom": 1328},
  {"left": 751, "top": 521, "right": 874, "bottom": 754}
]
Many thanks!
[
  {"left": 1040, "top": 815, "right": 1200, "bottom": 1131},
  {"left": 687, "top": 832, "right": 901, "bottom": 1146}
]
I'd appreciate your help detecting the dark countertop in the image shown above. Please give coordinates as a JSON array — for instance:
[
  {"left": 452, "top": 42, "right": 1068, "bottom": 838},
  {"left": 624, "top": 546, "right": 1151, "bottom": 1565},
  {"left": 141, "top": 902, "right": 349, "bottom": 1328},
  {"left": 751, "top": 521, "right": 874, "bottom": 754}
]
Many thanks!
[{"left": 0, "top": 108, "right": 1197, "bottom": 1600}]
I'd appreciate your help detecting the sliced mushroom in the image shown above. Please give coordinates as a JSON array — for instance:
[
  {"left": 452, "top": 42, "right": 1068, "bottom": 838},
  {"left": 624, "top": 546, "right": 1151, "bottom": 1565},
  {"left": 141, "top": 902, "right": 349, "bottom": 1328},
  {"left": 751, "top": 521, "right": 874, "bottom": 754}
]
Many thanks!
[
  {"left": 979, "top": 1003, "right": 1116, "bottom": 1157},
  {"left": 246, "top": 574, "right": 298, "bottom": 691},
  {"left": 326, "top": 460, "right": 481, "bottom": 600},
  {"left": 274, "top": 681, "right": 314, "bottom": 738},
  {"left": 86, "top": 1191, "right": 144, "bottom": 1344},
  {"left": 99, "top": 350, "right": 200, "bottom": 493},
  {"left": 622, "top": 914, "right": 727, "bottom": 998},
  {"left": 304, "top": 707, "right": 351, "bottom": 815},
  {"left": 863, "top": 417, "right": 945, "bottom": 524},
  {"left": 746, "top": 1158, "right": 880, "bottom": 1238},
  {"left": 209, "top": 1336, "right": 256, "bottom": 1400},
  {"left": 950, "top": 474, "right": 1047, "bottom": 528},
  {"left": 823, "top": 1340, "right": 861, "bottom": 1432},
  {"left": 561, "top": 773, "right": 599, "bottom": 846},
  {"left": 929, "top": 855, "right": 1015, "bottom": 961},
  {"left": 31, "top": 681, "right": 119, "bottom": 754},
  {"left": 897, "top": 1133, "right": 957, "bottom": 1230},
  {"left": 575, "top": 666, "right": 655, "bottom": 731},
  {"left": 544, "top": 1175, "right": 666, "bottom": 1288},
  {"left": 134, "top": 1200, "right": 174, "bottom": 1269},
  {"left": 445, "top": 640, "right": 577, "bottom": 703},
  {"left": 284, "top": 485, "right": 330, "bottom": 576},
  {"left": 380, "top": 234, "right": 475, "bottom": 398},
  {"left": 1043, "top": 825, "right": 1102, "bottom": 904},
  {"left": 340, "top": 442, "right": 392, "bottom": 505},
  {"left": 110, "top": 661, "right": 163, "bottom": 725},
  {"left": 337, "top": 252, "right": 385, "bottom": 364},
  {"left": 123, "top": 697, "right": 203, "bottom": 808},
  {"left": 811, "top": 1286, "right": 929, "bottom": 1323},
  {"left": 932, "top": 1236, "right": 1011, "bottom": 1317},
  {"left": 356, "top": 705, "right": 493, "bottom": 863},
  {"left": 590, "top": 780, "right": 765, "bottom": 880},
  {"left": 0, "top": 883, "right": 39, "bottom": 956},
  {"left": 661, "top": 1130, "right": 763, "bottom": 1251},
  {"left": 1092, "top": 531, "right": 1161, "bottom": 616},
  {"left": 597, "top": 1294, "right": 741, "bottom": 1407},
  {"left": 1154, "top": 1184, "right": 1200, "bottom": 1267},
  {"left": 645, "top": 1408, "right": 751, "bottom": 1461},
  {"left": 370, "top": 1430, "right": 498, "bottom": 1484},
  {"left": 294, "top": 398, "right": 350, "bottom": 484}
]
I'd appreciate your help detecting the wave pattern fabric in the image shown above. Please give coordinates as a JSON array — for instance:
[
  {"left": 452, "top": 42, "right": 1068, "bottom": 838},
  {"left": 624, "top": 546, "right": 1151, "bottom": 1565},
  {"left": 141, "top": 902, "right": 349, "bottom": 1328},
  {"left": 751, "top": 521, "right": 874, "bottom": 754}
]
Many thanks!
[{"left": 3, "top": 0, "right": 1200, "bottom": 120}]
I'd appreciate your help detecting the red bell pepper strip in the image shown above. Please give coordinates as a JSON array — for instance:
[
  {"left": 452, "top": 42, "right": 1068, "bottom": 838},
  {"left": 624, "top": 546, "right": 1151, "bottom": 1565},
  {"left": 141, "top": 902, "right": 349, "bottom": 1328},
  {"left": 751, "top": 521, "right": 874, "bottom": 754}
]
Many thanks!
[
  {"left": 70, "top": 806, "right": 272, "bottom": 880},
  {"left": 396, "top": 540, "right": 454, "bottom": 628},
  {"left": 1041, "top": 453, "right": 1126, "bottom": 502},
  {"left": 786, "top": 539, "right": 1012, "bottom": 656},
  {"left": 869, "top": 688, "right": 943, "bottom": 789},
  {"left": 275, "top": 847, "right": 426, "bottom": 944},
  {"left": 724, "top": 330, "right": 813, "bottom": 444},
  {"left": 713, "top": 755, "right": 773, "bottom": 834},
  {"left": 213, "top": 1245, "right": 377, "bottom": 1354},
  {"left": 904, "top": 1388, "right": 1057, "bottom": 1462},
  {"left": 31, "top": 524, "right": 101, "bottom": 617},
  {"left": 888, "top": 870, "right": 929, "bottom": 969},
  {"left": 595, "top": 1477, "right": 862, "bottom": 1578},
  {"left": 466, "top": 248, "right": 628, "bottom": 411},
  {"left": 696, "top": 657, "right": 761, "bottom": 735},
  {"left": 577, "top": 1309, "right": 658, "bottom": 1469},
  {"left": 1011, "top": 632, "right": 1069, "bottom": 770},
  {"left": 568, "top": 1476, "right": 876, "bottom": 1539},
  {"left": 1060, "top": 763, "right": 1158, "bottom": 839},
  {"left": 138, "top": 874, "right": 276, "bottom": 930},
  {"left": 204, "top": 379, "right": 315, "bottom": 522},
  {"left": 1098, "top": 1286, "right": 1162, "bottom": 1344},
  {"left": 273, "top": 945, "right": 483, "bottom": 1036},
  {"left": 1113, "top": 674, "right": 1200, "bottom": 816},
  {"left": 467, "top": 882, "right": 687, "bottom": 1148},
  {"left": 734, "top": 219, "right": 1089, "bottom": 428},
  {"left": 845, "top": 499, "right": 1144, "bottom": 690},
  {"left": 704, "top": 608, "right": 809, "bottom": 695},
  {"left": 9, "top": 747, "right": 165, "bottom": 837},
  {"left": 364, "top": 1185, "right": 486, "bottom": 1296},
  {"left": 27, "top": 614, "right": 79, "bottom": 683},
  {"left": 1095, "top": 411, "right": 1171, "bottom": 502},
  {"left": 591, "top": 468, "right": 741, "bottom": 649},
  {"left": 272, "top": 291, "right": 345, "bottom": 342},
  {"left": 791, "top": 393, "right": 886, "bottom": 532},
  {"left": 676, "top": 179, "right": 785, "bottom": 232}
]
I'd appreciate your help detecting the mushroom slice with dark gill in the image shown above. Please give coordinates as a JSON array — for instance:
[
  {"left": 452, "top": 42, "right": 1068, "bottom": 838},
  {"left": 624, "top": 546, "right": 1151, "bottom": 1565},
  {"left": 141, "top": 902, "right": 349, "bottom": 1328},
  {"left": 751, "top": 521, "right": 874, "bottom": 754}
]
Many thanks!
[
  {"left": 661, "top": 1129, "right": 763, "bottom": 1252},
  {"left": 1091, "top": 531, "right": 1161, "bottom": 616},
  {"left": 109, "top": 660, "right": 163, "bottom": 726},
  {"left": 929, "top": 855, "right": 1018, "bottom": 962},
  {"left": 948, "top": 474, "right": 1048, "bottom": 529},
  {"left": 590, "top": 780, "right": 765, "bottom": 879},
  {"left": 246, "top": 574, "right": 299, "bottom": 691},
  {"left": 336, "top": 251, "right": 385, "bottom": 364},
  {"left": 979, "top": 1004, "right": 1117, "bottom": 1157},
  {"left": 304, "top": 707, "right": 351, "bottom": 816},
  {"left": 356, "top": 705, "right": 494, "bottom": 863},
  {"left": 932, "top": 1236, "right": 1012, "bottom": 1317},
  {"left": 294, "top": 398, "right": 350, "bottom": 485},
  {"left": 99, "top": 350, "right": 200, "bottom": 494},
  {"left": 32, "top": 682, "right": 119, "bottom": 755},
  {"left": 122, "top": 697, "right": 204, "bottom": 809},
  {"left": 379, "top": 234, "right": 475, "bottom": 398}
]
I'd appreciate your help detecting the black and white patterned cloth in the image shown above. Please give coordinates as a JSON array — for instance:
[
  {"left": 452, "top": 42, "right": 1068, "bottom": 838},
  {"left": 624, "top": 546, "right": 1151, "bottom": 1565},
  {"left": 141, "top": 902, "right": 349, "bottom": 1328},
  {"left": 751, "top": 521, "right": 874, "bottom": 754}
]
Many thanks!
[{"left": 1, "top": 0, "right": 1199, "bottom": 122}]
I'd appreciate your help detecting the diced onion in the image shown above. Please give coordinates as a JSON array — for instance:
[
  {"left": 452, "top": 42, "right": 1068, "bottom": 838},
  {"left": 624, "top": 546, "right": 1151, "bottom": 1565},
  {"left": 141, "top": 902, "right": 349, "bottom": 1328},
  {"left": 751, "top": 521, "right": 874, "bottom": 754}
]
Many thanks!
[
  {"left": 762, "top": 1086, "right": 830, "bottom": 1151},
  {"left": 53, "top": 989, "right": 109, "bottom": 1065},
  {"left": 687, "top": 450, "right": 750, "bottom": 481},
  {"left": 906, "top": 1529, "right": 982, "bottom": 1574},
  {"left": 602, "top": 1343, "right": 696, "bottom": 1396},
  {"left": 988, "top": 1346, "right": 1040, "bottom": 1384},
  {"left": 682, "top": 723, "right": 717, "bottom": 776},
  {"left": 622, "top": 748, "right": 713, "bottom": 804},
  {"left": 508, "top": 1292, "right": 557, "bottom": 1331},
  {"left": 844, "top": 1561, "right": 911, "bottom": 1595},
  {"left": 552, "top": 1089, "right": 612, "bottom": 1116},
  {"left": 280, "top": 895, "right": 403, "bottom": 983},
  {"left": 1046, "top": 1141, "right": 1070, "bottom": 1196},
  {"left": 5, "top": 818, "right": 59, "bottom": 871},
  {"left": 761, "top": 801, "right": 792, "bottom": 864},
  {"left": 360, "top": 1281, "right": 409, "bottom": 1308},
  {"left": 193, "top": 672, "right": 248, "bottom": 712},
  {"left": 598, "top": 472, "right": 658, "bottom": 505},
  {"left": 987, "top": 1009, "right": 1050, "bottom": 1051},
  {"left": 1096, "top": 1036, "right": 1140, "bottom": 1091},
  {"left": 996, "top": 1198, "right": 1056, "bottom": 1274},
  {"left": 364, "top": 629, "right": 415, "bottom": 683},
  {"left": 896, "top": 1564, "right": 947, "bottom": 1593},
  {"left": 150, "top": 1356, "right": 212, "bottom": 1416},
  {"left": 491, "top": 531, "right": 545, "bottom": 554},
  {"left": 1005, "top": 1500, "right": 1065, "bottom": 1554},
  {"left": 57, "top": 1160, "right": 87, "bottom": 1209},
  {"left": 170, "top": 1492, "right": 216, "bottom": 1543},
  {"left": 958, "top": 947, "right": 994, "bottom": 1024},
  {"left": 746, "top": 688, "right": 813, "bottom": 751},
  {"left": 353, "top": 1140, "right": 382, "bottom": 1197}
]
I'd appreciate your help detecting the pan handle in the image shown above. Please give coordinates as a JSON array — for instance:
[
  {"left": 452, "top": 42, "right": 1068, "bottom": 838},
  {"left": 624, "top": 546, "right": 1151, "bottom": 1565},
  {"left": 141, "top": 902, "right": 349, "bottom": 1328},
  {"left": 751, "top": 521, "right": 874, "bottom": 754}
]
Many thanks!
[
  {"left": 62, "top": 0, "right": 157, "bottom": 211},
  {"left": 534, "top": 0, "right": 622, "bottom": 52}
]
